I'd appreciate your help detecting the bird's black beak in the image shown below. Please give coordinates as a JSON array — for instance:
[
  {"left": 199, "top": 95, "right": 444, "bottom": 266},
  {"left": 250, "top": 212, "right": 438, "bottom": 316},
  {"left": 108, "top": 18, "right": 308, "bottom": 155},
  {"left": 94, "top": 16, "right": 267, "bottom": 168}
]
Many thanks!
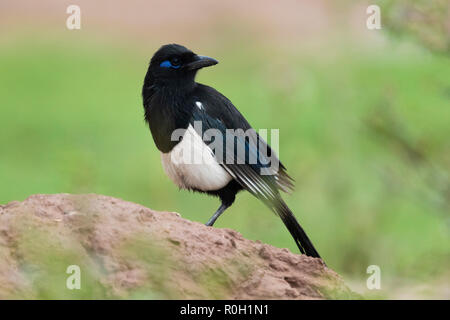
[{"left": 185, "top": 55, "right": 218, "bottom": 71}]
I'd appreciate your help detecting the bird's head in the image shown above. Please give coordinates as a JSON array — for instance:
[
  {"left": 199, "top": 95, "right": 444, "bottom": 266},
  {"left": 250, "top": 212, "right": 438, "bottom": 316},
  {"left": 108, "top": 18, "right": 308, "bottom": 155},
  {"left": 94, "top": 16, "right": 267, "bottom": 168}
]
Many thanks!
[{"left": 144, "top": 44, "right": 218, "bottom": 88}]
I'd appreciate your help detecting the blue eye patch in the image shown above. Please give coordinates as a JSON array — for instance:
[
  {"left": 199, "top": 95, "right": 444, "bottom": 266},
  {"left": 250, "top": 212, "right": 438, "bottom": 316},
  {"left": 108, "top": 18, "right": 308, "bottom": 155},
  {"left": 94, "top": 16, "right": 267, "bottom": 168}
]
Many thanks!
[{"left": 160, "top": 60, "right": 181, "bottom": 69}]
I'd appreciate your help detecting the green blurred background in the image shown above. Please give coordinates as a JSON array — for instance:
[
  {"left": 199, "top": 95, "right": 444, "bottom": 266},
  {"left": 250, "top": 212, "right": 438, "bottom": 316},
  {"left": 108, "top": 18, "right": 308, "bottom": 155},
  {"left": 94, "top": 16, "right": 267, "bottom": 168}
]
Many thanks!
[{"left": 0, "top": 0, "right": 449, "bottom": 298}]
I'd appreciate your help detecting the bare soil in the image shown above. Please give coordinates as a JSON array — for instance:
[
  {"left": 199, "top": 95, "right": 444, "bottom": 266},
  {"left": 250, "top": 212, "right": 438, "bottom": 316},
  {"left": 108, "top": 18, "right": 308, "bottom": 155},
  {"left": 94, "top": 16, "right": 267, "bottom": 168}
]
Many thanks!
[{"left": 0, "top": 194, "right": 356, "bottom": 299}]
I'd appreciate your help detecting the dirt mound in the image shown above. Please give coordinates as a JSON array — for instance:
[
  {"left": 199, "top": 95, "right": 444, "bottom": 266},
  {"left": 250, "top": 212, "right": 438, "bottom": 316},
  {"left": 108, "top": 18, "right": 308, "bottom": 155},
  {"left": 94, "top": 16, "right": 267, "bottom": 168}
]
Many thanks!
[{"left": 0, "top": 194, "right": 355, "bottom": 299}]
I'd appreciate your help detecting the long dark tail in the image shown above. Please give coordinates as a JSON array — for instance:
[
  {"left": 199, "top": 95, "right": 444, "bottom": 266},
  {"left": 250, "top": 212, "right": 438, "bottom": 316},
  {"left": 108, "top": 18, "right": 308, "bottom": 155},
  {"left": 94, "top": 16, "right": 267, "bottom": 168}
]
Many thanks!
[{"left": 271, "top": 198, "right": 321, "bottom": 259}]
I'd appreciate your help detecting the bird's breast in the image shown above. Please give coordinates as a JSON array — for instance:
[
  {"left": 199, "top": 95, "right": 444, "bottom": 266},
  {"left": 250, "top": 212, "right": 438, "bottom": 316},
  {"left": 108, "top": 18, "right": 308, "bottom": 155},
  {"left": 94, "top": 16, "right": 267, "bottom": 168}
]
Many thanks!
[
  {"left": 144, "top": 89, "right": 194, "bottom": 153},
  {"left": 160, "top": 124, "right": 232, "bottom": 191}
]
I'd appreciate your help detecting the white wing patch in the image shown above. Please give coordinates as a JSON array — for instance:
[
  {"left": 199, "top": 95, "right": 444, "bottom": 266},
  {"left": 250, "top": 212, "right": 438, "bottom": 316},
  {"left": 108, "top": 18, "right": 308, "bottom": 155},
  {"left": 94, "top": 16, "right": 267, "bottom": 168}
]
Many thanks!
[
  {"left": 161, "top": 124, "right": 232, "bottom": 191},
  {"left": 195, "top": 101, "right": 204, "bottom": 110}
]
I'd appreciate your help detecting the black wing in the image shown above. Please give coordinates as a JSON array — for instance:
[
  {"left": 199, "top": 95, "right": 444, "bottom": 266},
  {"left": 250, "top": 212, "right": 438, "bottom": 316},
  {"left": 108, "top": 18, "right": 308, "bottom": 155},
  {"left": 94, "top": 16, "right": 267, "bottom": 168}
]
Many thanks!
[
  {"left": 189, "top": 84, "right": 321, "bottom": 258},
  {"left": 191, "top": 84, "right": 294, "bottom": 200}
]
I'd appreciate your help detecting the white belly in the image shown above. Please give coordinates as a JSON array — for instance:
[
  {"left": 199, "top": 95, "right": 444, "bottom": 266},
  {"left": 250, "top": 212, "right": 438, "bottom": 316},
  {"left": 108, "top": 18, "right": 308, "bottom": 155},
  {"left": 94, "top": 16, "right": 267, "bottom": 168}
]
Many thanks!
[{"left": 161, "top": 125, "right": 232, "bottom": 191}]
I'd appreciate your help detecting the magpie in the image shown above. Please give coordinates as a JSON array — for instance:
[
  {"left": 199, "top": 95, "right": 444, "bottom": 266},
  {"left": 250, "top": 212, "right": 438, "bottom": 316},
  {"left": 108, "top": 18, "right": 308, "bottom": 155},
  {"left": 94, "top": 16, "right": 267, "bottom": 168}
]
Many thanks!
[{"left": 142, "top": 44, "right": 321, "bottom": 258}]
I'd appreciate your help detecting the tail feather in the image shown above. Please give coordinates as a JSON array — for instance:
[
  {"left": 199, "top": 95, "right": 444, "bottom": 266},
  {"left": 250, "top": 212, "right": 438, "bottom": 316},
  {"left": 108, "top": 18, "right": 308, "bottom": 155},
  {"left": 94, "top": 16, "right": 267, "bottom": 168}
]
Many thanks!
[{"left": 271, "top": 198, "right": 321, "bottom": 259}]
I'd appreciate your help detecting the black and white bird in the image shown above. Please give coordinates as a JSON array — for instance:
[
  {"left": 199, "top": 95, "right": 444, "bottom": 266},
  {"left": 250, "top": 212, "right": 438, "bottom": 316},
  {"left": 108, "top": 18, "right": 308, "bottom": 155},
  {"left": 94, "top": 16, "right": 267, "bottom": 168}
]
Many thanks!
[{"left": 142, "top": 44, "right": 321, "bottom": 258}]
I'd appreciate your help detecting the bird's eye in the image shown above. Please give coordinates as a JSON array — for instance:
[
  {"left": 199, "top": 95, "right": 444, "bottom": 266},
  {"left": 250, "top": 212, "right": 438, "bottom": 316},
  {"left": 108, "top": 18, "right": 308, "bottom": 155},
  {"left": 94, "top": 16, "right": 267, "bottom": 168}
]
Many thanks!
[
  {"left": 170, "top": 57, "right": 181, "bottom": 66},
  {"left": 160, "top": 58, "right": 181, "bottom": 69}
]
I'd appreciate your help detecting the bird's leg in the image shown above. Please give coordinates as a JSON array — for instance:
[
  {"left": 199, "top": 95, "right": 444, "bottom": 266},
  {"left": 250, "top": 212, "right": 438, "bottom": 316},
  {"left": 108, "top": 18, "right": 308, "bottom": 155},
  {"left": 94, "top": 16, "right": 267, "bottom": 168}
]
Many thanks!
[{"left": 205, "top": 203, "right": 230, "bottom": 226}]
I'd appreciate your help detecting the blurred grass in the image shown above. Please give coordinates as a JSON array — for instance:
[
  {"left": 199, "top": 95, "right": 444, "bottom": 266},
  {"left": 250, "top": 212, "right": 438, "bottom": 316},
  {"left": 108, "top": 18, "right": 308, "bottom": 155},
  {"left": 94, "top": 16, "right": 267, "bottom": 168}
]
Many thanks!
[
  {"left": 3, "top": 208, "right": 109, "bottom": 299},
  {"left": 380, "top": 0, "right": 450, "bottom": 54},
  {"left": 0, "top": 32, "right": 449, "bottom": 298}
]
